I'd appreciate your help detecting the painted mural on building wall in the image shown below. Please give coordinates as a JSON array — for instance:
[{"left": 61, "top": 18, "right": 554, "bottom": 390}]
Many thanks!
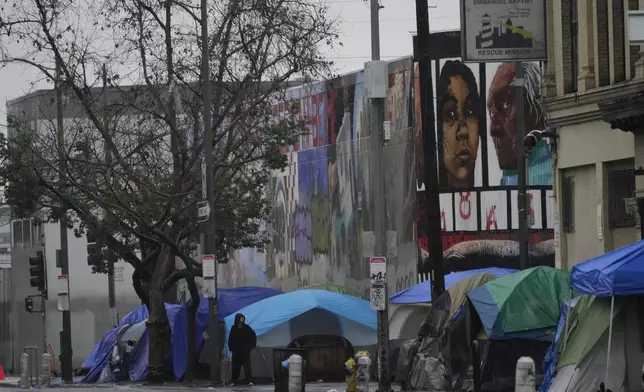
[
  {"left": 266, "top": 58, "right": 418, "bottom": 297},
  {"left": 415, "top": 38, "right": 555, "bottom": 274}
]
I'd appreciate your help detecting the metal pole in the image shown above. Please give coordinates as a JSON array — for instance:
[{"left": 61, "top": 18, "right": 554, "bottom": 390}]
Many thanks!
[
  {"left": 55, "top": 59, "right": 73, "bottom": 384},
  {"left": 369, "top": 1, "right": 391, "bottom": 391},
  {"left": 102, "top": 64, "right": 118, "bottom": 326},
  {"left": 415, "top": 0, "right": 445, "bottom": 296},
  {"left": 515, "top": 61, "right": 529, "bottom": 270},
  {"left": 201, "top": 0, "right": 220, "bottom": 383}
]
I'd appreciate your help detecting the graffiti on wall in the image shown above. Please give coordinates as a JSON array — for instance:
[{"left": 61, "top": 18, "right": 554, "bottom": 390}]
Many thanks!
[{"left": 265, "top": 58, "right": 418, "bottom": 296}]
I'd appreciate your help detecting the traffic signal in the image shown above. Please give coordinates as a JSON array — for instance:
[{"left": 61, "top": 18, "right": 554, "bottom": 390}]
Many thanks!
[
  {"left": 29, "top": 251, "right": 45, "bottom": 293},
  {"left": 24, "top": 296, "right": 34, "bottom": 313}
]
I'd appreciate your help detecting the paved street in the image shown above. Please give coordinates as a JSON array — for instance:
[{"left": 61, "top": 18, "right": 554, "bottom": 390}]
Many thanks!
[{"left": 0, "top": 379, "right": 394, "bottom": 392}]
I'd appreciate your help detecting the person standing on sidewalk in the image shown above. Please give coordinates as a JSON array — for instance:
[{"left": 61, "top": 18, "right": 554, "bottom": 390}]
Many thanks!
[{"left": 228, "top": 313, "right": 257, "bottom": 385}]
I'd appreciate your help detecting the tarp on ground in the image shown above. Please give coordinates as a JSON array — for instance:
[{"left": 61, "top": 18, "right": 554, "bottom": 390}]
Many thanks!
[
  {"left": 81, "top": 304, "right": 152, "bottom": 369},
  {"left": 223, "top": 289, "right": 377, "bottom": 357},
  {"left": 172, "top": 286, "right": 282, "bottom": 379},
  {"left": 571, "top": 239, "right": 644, "bottom": 296},
  {"left": 400, "top": 273, "right": 500, "bottom": 389},
  {"left": 467, "top": 266, "right": 571, "bottom": 340},
  {"left": 390, "top": 267, "right": 517, "bottom": 304},
  {"left": 80, "top": 303, "right": 182, "bottom": 383}
]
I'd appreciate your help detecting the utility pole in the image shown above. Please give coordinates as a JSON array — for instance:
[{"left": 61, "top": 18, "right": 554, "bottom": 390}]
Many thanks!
[
  {"left": 367, "top": 0, "right": 391, "bottom": 391},
  {"left": 414, "top": 0, "right": 445, "bottom": 296},
  {"left": 55, "top": 59, "right": 73, "bottom": 384},
  {"left": 515, "top": 62, "right": 529, "bottom": 270},
  {"left": 201, "top": 0, "right": 220, "bottom": 383},
  {"left": 102, "top": 64, "right": 118, "bottom": 325}
]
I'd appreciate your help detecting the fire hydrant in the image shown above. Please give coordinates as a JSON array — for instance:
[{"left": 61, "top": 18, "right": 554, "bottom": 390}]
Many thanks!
[{"left": 345, "top": 350, "right": 370, "bottom": 392}]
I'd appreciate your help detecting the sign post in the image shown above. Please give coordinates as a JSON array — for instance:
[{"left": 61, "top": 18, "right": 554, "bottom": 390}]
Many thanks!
[{"left": 369, "top": 257, "right": 389, "bottom": 390}]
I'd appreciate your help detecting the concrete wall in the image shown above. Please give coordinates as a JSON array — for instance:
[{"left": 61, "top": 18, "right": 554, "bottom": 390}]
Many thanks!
[
  {"left": 10, "top": 220, "right": 141, "bottom": 369},
  {"left": 551, "top": 115, "right": 640, "bottom": 270}
]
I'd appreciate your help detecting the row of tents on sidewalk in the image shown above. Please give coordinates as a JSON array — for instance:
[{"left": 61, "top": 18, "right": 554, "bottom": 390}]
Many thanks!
[{"left": 78, "top": 239, "right": 644, "bottom": 391}]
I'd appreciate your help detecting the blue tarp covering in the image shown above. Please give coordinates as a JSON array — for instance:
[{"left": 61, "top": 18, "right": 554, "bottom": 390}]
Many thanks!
[
  {"left": 80, "top": 303, "right": 181, "bottom": 384},
  {"left": 389, "top": 267, "right": 518, "bottom": 304},
  {"left": 81, "top": 305, "right": 152, "bottom": 369},
  {"left": 223, "top": 289, "right": 377, "bottom": 357},
  {"left": 172, "top": 286, "right": 282, "bottom": 379},
  {"left": 539, "top": 297, "right": 580, "bottom": 392},
  {"left": 571, "top": 239, "right": 644, "bottom": 296}
]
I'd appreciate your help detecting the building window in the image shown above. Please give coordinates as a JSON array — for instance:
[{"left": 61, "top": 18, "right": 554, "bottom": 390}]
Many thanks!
[
  {"left": 630, "top": 0, "right": 640, "bottom": 78},
  {"left": 12, "top": 221, "right": 22, "bottom": 245},
  {"left": 564, "top": 0, "right": 579, "bottom": 93},
  {"left": 608, "top": 168, "right": 636, "bottom": 228},
  {"left": 613, "top": 0, "right": 626, "bottom": 83},
  {"left": 561, "top": 175, "right": 575, "bottom": 233},
  {"left": 597, "top": 0, "right": 610, "bottom": 86}
]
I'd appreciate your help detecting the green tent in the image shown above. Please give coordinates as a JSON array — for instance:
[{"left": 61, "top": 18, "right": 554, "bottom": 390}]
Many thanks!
[
  {"left": 548, "top": 295, "right": 644, "bottom": 391},
  {"left": 467, "top": 266, "right": 571, "bottom": 339}
]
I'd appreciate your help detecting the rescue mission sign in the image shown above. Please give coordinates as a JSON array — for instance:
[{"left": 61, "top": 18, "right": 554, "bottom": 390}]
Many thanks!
[{"left": 460, "top": 0, "right": 547, "bottom": 62}]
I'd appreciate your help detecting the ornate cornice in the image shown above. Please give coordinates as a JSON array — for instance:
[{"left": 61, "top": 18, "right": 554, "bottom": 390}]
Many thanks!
[
  {"left": 597, "top": 92, "right": 644, "bottom": 135},
  {"left": 544, "top": 79, "right": 644, "bottom": 128}
]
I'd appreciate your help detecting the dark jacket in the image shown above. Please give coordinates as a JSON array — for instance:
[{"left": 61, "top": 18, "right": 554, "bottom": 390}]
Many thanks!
[{"left": 228, "top": 313, "right": 257, "bottom": 355}]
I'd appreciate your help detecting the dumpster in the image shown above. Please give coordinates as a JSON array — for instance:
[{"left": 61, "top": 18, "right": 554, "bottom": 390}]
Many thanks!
[{"left": 273, "top": 348, "right": 308, "bottom": 392}]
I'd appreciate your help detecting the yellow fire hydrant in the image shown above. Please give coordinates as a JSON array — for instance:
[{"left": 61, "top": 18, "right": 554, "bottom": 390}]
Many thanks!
[{"left": 345, "top": 350, "right": 370, "bottom": 392}]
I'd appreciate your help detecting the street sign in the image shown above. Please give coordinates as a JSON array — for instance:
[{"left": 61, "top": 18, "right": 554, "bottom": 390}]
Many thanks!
[
  {"left": 370, "top": 257, "right": 387, "bottom": 284},
  {"left": 57, "top": 274, "right": 70, "bottom": 311},
  {"left": 197, "top": 201, "right": 210, "bottom": 223},
  {"left": 202, "top": 254, "right": 215, "bottom": 277},
  {"left": 370, "top": 284, "right": 386, "bottom": 311},
  {"left": 460, "top": 0, "right": 547, "bottom": 62},
  {"left": 114, "top": 266, "right": 124, "bottom": 282}
]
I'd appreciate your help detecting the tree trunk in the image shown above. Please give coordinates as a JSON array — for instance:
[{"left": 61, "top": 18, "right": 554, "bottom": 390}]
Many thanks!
[
  {"left": 185, "top": 277, "right": 200, "bottom": 382},
  {"left": 147, "top": 241, "right": 172, "bottom": 384}
]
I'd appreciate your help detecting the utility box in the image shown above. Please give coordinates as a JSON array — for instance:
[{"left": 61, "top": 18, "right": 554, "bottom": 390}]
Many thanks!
[{"left": 364, "top": 61, "right": 388, "bottom": 99}]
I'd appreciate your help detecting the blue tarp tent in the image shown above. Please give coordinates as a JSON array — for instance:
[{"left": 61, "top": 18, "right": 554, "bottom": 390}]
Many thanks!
[
  {"left": 172, "top": 286, "right": 282, "bottom": 379},
  {"left": 390, "top": 267, "right": 517, "bottom": 304},
  {"left": 223, "top": 289, "right": 377, "bottom": 357},
  {"left": 81, "top": 304, "right": 153, "bottom": 369},
  {"left": 80, "top": 303, "right": 182, "bottom": 383},
  {"left": 571, "top": 239, "right": 644, "bottom": 296}
]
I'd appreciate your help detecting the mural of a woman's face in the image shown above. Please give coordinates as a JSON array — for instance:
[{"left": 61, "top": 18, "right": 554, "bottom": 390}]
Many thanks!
[{"left": 441, "top": 74, "right": 479, "bottom": 187}]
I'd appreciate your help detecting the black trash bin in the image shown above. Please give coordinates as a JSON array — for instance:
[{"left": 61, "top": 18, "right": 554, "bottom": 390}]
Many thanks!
[{"left": 273, "top": 348, "right": 308, "bottom": 392}]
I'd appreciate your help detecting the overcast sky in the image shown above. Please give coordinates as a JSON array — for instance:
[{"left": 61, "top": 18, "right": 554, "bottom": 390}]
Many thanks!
[{"left": 0, "top": 0, "right": 461, "bottom": 130}]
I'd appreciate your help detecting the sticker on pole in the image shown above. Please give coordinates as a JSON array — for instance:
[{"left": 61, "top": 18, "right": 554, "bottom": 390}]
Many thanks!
[
  {"left": 370, "top": 257, "right": 387, "bottom": 284},
  {"left": 202, "top": 254, "right": 215, "bottom": 277},
  {"left": 202, "top": 254, "right": 217, "bottom": 298},
  {"left": 57, "top": 274, "right": 70, "bottom": 311},
  {"left": 370, "top": 284, "right": 385, "bottom": 311}
]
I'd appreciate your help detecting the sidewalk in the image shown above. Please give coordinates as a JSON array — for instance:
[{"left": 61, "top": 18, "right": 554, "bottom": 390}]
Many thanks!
[{"left": 0, "top": 379, "right": 387, "bottom": 391}]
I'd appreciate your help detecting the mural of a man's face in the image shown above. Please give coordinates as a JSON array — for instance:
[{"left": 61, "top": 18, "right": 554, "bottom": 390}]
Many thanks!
[
  {"left": 441, "top": 74, "right": 479, "bottom": 187},
  {"left": 488, "top": 63, "right": 520, "bottom": 171}
]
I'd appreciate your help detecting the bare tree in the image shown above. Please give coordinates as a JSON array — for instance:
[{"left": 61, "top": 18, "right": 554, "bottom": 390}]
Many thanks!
[{"left": 0, "top": 0, "right": 338, "bottom": 381}]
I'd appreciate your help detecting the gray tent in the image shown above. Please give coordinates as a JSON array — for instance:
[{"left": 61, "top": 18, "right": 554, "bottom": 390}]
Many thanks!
[{"left": 547, "top": 296, "right": 644, "bottom": 392}]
